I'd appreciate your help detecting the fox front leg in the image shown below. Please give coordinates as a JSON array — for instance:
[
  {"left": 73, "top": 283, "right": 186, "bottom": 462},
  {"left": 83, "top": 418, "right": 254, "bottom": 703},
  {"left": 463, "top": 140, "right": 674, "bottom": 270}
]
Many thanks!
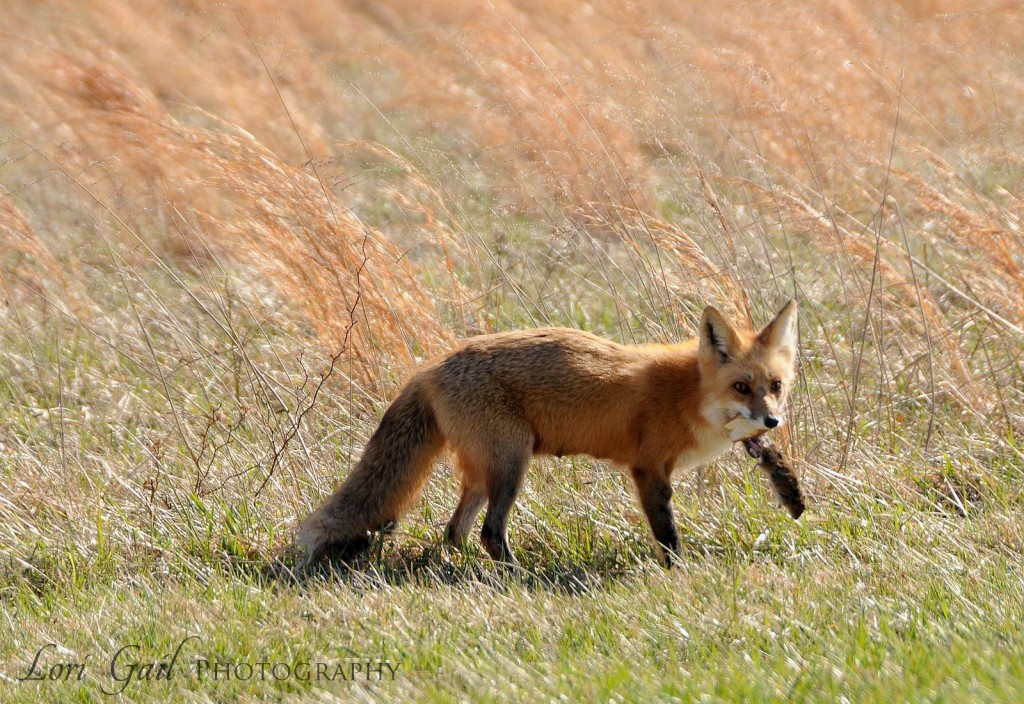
[{"left": 630, "top": 467, "right": 680, "bottom": 567}]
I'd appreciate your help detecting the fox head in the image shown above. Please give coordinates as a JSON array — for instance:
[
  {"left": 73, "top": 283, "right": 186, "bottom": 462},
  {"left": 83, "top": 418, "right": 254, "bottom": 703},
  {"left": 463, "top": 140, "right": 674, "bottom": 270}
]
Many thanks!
[{"left": 697, "top": 299, "right": 799, "bottom": 439}]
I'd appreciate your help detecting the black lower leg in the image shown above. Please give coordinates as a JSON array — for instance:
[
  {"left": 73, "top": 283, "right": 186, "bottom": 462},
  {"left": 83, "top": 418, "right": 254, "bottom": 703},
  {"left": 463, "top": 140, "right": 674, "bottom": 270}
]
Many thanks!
[
  {"left": 480, "top": 462, "right": 527, "bottom": 563},
  {"left": 480, "top": 520, "right": 512, "bottom": 562},
  {"left": 632, "top": 468, "right": 680, "bottom": 566},
  {"left": 446, "top": 489, "right": 487, "bottom": 547}
]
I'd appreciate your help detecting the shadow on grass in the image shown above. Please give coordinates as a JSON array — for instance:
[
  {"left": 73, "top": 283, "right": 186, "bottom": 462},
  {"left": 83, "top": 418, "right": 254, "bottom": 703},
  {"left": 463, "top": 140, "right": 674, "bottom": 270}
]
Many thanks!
[{"left": 251, "top": 530, "right": 738, "bottom": 596}]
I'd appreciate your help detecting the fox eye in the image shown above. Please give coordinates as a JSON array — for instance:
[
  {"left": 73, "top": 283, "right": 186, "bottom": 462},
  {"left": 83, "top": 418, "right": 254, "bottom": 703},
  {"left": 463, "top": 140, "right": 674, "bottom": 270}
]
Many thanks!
[
  {"left": 733, "top": 381, "right": 751, "bottom": 395},
  {"left": 770, "top": 380, "right": 783, "bottom": 393}
]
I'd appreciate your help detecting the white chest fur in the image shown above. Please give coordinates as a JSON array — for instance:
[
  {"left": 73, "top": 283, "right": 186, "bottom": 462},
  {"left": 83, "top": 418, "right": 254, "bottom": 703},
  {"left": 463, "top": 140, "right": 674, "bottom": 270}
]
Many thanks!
[{"left": 674, "top": 428, "right": 733, "bottom": 471}]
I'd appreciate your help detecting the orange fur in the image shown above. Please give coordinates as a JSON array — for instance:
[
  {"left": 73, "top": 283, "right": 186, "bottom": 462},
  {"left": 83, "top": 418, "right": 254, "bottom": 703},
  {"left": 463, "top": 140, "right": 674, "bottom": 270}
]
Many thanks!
[{"left": 297, "top": 300, "right": 799, "bottom": 567}]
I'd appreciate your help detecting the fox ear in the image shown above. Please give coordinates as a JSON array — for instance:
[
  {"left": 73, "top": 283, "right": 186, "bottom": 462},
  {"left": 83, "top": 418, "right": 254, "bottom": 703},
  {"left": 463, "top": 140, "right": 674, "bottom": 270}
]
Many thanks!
[
  {"left": 758, "top": 299, "right": 798, "bottom": 361},
  {"left": 699, "top": 305, "right": 741, "bottom": 365}
]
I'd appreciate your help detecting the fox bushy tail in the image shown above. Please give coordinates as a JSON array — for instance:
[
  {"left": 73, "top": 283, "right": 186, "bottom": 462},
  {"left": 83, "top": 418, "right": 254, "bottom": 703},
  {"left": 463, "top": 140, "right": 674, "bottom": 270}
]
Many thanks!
[{"left": 296, "top": 380, "right": 444, "bottom": 564}]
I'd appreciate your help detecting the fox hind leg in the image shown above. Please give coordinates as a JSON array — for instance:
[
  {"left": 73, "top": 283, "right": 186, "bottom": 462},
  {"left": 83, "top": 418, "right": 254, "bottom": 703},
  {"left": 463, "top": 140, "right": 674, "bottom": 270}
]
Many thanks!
[
  {"left": 479, "top": 442, "right": 531, "bottom": 564},
  {"left": 445, "top": 452, "right": 487, "bottom": 548}
]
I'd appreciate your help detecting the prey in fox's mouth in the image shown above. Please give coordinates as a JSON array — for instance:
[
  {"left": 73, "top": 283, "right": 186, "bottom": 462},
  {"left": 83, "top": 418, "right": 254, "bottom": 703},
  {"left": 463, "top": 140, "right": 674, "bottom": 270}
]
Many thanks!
[
  {"left": 742, "top": 435, "right": 767, "bottom": 459},
  {"left": 723, "top": 414, "right": 804, "bottom": 519},
  {"left": 739, "top": 434, "right": 805, "bottom": 520}
]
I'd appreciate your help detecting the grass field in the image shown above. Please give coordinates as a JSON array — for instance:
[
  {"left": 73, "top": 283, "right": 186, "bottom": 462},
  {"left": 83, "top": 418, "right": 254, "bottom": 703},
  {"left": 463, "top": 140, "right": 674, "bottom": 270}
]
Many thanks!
[{"left": 2, "top": 1, "right": 1024, "bottom": 701}]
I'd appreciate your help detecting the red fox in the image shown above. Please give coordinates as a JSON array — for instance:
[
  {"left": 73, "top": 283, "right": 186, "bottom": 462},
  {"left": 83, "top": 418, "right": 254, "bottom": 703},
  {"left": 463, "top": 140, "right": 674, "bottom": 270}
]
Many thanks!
[{"left": 297, "top": 300, "right": 800, "bottom": 568}]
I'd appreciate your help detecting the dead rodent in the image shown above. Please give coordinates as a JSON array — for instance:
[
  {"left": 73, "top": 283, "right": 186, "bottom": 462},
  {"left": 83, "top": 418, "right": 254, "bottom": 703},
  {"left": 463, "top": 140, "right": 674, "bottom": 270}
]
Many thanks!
[{"left": 742, "top": 436, "right": 805, "bottom": 520}]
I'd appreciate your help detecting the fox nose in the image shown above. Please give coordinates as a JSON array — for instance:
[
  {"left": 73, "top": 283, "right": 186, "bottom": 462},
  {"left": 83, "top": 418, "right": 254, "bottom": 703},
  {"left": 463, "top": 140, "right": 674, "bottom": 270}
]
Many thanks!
[{"left": 764, "top": 416, "right": 780, "bottom": 429}]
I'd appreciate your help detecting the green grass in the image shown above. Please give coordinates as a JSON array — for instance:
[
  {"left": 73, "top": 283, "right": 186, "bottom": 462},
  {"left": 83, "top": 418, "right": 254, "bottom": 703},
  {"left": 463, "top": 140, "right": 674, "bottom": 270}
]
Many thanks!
[{"left": 3, "top": 498, "right": 1023, "bottom": 702}]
